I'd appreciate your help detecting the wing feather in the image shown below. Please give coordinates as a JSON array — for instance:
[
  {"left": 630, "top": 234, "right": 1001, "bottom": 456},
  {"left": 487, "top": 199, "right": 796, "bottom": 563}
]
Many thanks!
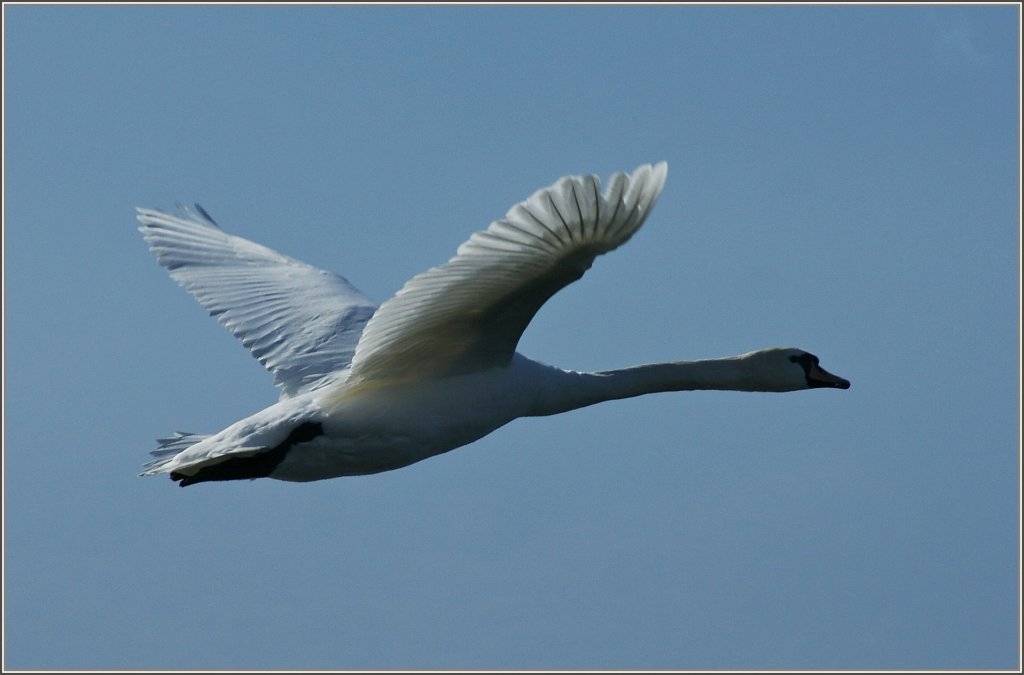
[
  {"left": 138, "top": 206, "right": 378, "bottom": 396},
  {"left": 349, "top": 162, "right": 668, "bottom": 383}
]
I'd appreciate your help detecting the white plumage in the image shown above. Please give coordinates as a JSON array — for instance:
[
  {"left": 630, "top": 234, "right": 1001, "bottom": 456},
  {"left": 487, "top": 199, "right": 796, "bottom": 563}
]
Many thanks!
[
  {"left": 138, "top": 162, "right": 849, "bottom": 487},
  {"left": 138, "top": 204, "right": 377, "bottom": 396}
]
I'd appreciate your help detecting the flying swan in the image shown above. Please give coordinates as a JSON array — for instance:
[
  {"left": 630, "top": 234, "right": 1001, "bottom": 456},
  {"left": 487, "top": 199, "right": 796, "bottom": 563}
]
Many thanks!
[{"left": 138, "top": 162, "right": 849, "bottom": 487}]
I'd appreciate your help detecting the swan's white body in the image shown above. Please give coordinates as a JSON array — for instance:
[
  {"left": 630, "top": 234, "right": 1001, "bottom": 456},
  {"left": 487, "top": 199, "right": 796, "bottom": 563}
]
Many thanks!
[{"left": 139, "top": 162, "right": 849, "bottom": 486}]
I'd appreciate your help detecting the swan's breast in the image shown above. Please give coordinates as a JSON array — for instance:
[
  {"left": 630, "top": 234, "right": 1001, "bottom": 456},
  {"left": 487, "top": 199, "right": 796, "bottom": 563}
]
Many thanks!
[{"left": 272, "top": 365, "right": 539, "bottom": 481}]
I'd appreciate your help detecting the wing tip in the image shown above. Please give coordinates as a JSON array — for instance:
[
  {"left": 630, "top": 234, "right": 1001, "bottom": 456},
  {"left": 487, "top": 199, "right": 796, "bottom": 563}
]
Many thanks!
[{"left": 135, "top": 203, "right": 221, "bottom": 230}]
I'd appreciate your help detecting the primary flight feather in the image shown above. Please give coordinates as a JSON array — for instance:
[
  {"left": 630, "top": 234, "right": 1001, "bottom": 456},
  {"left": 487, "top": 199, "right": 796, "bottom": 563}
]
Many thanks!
[{"left": 138, "top": 162, "right": 849, "bottom": 487}]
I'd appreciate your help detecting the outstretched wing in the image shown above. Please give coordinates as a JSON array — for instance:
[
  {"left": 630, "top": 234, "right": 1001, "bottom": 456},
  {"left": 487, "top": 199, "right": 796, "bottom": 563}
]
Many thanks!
[
  {"left": 349, "top": 162, "right": 668, "bottom": 383},
  {"left": 138, "top": 205, "right": 378, "bottom": 397}
]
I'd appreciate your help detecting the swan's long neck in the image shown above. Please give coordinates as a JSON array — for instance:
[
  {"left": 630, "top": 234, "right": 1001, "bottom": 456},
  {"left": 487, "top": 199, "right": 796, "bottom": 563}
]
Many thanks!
[{"left": 527, "top": 356, "right": 760, "bottom": 417}]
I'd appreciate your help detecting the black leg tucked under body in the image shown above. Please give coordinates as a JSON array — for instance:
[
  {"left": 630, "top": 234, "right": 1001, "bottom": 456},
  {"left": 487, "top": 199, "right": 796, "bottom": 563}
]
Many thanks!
[{"left": 171, "top": 422, "right": 323, "bottom": 487}]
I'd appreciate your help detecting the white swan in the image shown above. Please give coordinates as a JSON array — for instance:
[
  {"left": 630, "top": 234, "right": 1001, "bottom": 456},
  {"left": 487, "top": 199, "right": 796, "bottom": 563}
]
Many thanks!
[{"left": 138, "top": 162, "right": 849, "bottom": 487}]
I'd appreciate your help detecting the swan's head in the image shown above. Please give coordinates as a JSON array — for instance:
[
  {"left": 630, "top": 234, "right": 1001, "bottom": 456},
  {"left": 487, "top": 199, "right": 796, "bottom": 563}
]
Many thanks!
[{"left": 741, "top": 348, "right": 851, "bottom": 392}]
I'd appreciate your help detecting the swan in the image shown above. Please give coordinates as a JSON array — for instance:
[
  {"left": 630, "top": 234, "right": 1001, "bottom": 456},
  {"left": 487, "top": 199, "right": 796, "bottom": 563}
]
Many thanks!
[{"left": 138, "top": 162, "right": 849, "bottom": 487}]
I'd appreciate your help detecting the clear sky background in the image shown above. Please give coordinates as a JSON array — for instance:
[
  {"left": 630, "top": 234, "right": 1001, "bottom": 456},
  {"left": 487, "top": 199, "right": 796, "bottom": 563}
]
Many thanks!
[{"left": 4, "top": 4, "right": 1020, "bottom": 670}]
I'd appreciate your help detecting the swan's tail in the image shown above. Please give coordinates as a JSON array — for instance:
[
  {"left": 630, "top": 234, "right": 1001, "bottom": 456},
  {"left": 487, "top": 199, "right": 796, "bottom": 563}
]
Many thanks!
[{"left": 140, "top": 432, "right": 210, "bottom": 476}]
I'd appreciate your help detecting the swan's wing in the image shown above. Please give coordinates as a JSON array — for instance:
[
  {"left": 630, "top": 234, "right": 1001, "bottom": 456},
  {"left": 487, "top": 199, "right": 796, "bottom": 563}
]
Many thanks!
[
  {"left": 349, "top": 162, "right": 668, "bottom": 383},
  {"left": 138, "top": 205, "right": 378, "bottom": 397}
]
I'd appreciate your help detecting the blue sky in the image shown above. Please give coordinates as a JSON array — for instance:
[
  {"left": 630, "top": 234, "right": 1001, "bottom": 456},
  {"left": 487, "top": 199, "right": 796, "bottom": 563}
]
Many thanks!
[{"left": 4, "top": 4, "right": 1019, "bottom": 670}]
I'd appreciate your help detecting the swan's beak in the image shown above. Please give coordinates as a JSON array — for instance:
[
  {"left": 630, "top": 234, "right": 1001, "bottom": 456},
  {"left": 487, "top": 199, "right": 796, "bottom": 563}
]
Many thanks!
[{"left": 808, "top": 363, "right": 850, "bottom": 389}]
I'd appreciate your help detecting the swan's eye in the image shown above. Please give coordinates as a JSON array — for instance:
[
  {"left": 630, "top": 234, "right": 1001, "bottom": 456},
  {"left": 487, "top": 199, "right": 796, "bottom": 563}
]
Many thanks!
[
  {"left": 789, "top": 353, "right": 819, "bottom": 367},
  {"left": 789, "top": 353, "right": 817, "bottom": 373}
]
